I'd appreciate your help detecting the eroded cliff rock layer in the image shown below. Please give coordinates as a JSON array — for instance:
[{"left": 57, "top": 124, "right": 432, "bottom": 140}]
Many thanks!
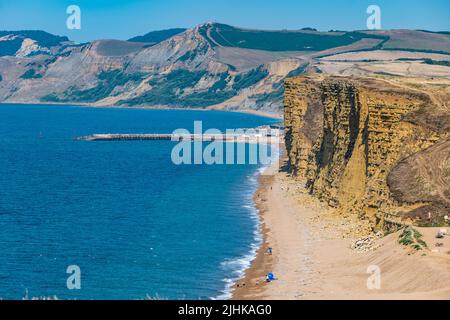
[{"left": 284, "top": 75, "right": 450, "bottom": 229}]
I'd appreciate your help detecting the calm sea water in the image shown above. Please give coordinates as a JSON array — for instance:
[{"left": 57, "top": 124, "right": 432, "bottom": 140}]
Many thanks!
[{"left": 0, "top": 104, "right": 278, "bottom": 300}]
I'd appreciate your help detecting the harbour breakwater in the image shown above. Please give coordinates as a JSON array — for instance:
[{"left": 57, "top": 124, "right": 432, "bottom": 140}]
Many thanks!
[
  {"left": 77, "top": 133, "right": 280, "bottom": 143},
  {"left": 77, "top": 126, "right": 283, "bottom": 144}
]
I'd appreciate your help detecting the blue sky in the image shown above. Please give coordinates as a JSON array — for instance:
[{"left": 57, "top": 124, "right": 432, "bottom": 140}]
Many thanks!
[{"left": 0, "top": 0, "right": 449, "bottom": 42}]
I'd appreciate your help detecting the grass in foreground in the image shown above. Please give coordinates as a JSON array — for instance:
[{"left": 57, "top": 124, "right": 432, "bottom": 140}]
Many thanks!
[{"left": 399, "top": 226, "right": 428, "bottom": 251}]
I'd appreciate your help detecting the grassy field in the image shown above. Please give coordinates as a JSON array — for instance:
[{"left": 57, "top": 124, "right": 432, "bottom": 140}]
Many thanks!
[
  {"left": 128, "top": 28, "right": 186, "bottom": 43},
  {"left": 363, "top": 30, "right": 450, "bottom": 54},
  {"left": 94, "top": 40, "right": 149, "bottom": 56},
  {"left": 201, "top": 23, "right": 386, "bottom": 52}
]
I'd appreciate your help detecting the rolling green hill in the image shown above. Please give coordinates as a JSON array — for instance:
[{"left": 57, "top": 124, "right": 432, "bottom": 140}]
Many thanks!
[
  {"left": 362, "top": 30, "right": 450, "bottom": 54},
  {"left": 94, "top": 40, "right": 149, "bottom": 56},
  {"left": 128, "top": 28, "right": 186, "bottom": 44},
  {"left": 1, "top": 23, "right": 449, "bottom": 115},
  {"left": 199, "top": 23, "right": 387, "bottom": 52}
]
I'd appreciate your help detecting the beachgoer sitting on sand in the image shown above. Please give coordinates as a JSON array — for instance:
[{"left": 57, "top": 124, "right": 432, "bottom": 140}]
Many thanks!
[{"left": 267, "top": 247, "right": 273, "bottom": 255}]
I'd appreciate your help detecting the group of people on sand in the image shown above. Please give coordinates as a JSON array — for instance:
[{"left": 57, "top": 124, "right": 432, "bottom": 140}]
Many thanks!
[
  {"left": 265, "top": 247, "right": 276, "bottom": 283},
  {"left": 235, "top": 247, "right": 277, "bottom": 290}
]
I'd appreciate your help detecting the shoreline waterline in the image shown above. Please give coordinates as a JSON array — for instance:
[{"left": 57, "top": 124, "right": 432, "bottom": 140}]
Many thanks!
[
  {"left": 214, "top": 145, "right": 281, "bottom": 300},
  {"left": 0, "top": 104, "right": 280, "bottom": 299},
  {"left": 230, "top": 150, "right": 450, "bottom": 300},
  {"left": 213, "top": 169, "right": 263, "bottom": 300},
  {"left": 223, "top": 146, "right": 282, "bottom": 300},
  {"left": 0, "top": 102, "right": 283, "bottom": 121},
  {"left": 2, "top": 102, "right": 281, "bottom": 299}
]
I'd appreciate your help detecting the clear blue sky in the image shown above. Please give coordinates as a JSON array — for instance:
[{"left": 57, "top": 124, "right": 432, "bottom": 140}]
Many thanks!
[{"left": 0, "top": 0, "right": 449, "bottom": 42}]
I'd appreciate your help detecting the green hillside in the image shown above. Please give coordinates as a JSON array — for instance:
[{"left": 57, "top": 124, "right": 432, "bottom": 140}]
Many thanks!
[
  {"left": 41, "top": 70, "right": 146, "bottom": 103},
  {"left": 95, "top": 40, "right": 149, "bottom": 56},
  {"left": 362, "top": 30, "right": 450, "bottom": 54},
  {"left": 128, "top": 28, "right": 186, "bottom": 43},
  {"left": 200, "top": 23, "right": 387, "bottom": 52},
  {"left": 119, "top": 66, "right": 270, "bottom": 108}
]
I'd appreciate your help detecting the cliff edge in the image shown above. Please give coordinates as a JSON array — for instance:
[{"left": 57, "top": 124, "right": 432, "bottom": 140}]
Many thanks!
[{"left": 284, "top": 75, "right": 450, "bottom": 230}]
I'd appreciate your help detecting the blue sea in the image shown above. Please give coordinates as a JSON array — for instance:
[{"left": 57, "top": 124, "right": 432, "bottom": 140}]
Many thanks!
[{"left": 0, "top": 104, "right": 279, "bottom": 300}]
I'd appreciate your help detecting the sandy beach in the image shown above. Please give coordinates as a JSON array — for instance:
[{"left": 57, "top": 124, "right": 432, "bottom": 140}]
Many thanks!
[{"left": 232, "top": 156, "right": 450, "bottom": 300}]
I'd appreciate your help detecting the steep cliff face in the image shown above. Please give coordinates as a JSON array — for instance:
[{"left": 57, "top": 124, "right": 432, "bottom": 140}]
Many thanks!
[{"left": 284, "top": 75, "right": 449, "bottom": 229}]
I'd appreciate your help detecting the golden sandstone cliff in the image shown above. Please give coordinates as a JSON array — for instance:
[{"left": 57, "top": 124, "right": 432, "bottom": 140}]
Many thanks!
[{"left": 284, "top": 75, "right": 450, "bottom": 230}]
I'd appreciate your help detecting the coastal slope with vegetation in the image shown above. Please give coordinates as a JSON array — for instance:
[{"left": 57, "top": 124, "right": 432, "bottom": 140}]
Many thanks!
[{"left": 1, "top": 23, "right": 450, "bottom": 115}]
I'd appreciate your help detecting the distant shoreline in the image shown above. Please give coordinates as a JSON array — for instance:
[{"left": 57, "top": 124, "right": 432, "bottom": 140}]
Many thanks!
[
  {"left": 0, "top": 102, "right": 283, "bottom": 121},
  {"left": 231, "top": 155, "right": 279, "bottom": 300}
]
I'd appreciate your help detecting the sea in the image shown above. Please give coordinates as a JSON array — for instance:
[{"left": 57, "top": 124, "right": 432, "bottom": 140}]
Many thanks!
[{"left": 0, "top": 104, "right": 280, "bottom": 300}]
